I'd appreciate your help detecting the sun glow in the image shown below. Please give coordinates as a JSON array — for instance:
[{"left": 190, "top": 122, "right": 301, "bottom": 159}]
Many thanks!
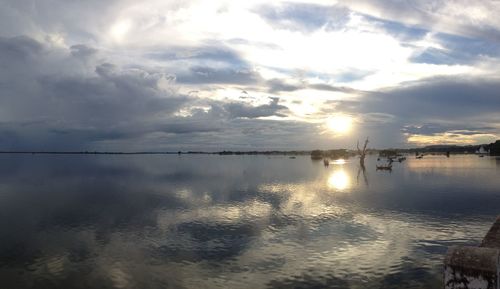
[
  {"left": 328, "top": 170, "right": 351, "bottom": 191},
  {"left": 110, "top": 19, "right": 131, "bottom": 41},
  {"left": 327, "top": 116, "right": 353, "bottom": 134}
]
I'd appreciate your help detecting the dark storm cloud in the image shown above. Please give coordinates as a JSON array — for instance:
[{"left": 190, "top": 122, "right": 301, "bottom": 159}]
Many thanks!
[
  {"left": 308, "top": 83, "right": 360, "bottom": 94},
  {"left": 146, "top": 45, "right": 271, "bottom": 87},
  {"left": 267, "top": 79, "right": 302, "bottom": 93},
  {"left": 361, "top": 77, "right": 500, "bottom": 120},
  {"left": 255, "top": 2, "right": 350, "bottom": 32},
  {"left": 42, "top": 62, "right": 188, "bottom": 122},
  {"left": 209, "top": 118, "right": 322, "bottom": 150},
  {"left": 224, "top": 97, "right": 288, "bottom": 119},
  {"left": 0, "top": 35, "right": 43, "bottom": 60},
  {"left": 267, "top": 78, "right": 361, "bottom": 94},
  {"left": 0, "top": 35, "right": 300, "bottom": 151},
  {"left": 147, "top": 45, "right": 248, "bottom": 68},
  {"left": 176, "top": 66, "right": 262, "bottom": 85},
  {"left": 352, "top": 76, "right": 500, "bottom": 147},
  {"left": 70, "top": 44, "right": 98, "bottom": 58},
  {"left": 157, "top": 120, "right": 223, "bottom": 134},
  {"left": 0, "top": 36, "right": 196, "bottom": 150}
]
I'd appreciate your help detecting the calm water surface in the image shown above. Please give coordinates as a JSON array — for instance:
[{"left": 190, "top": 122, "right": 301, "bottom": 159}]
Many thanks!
[{"left": 1, "top": 154, "right": 500, "bottom": 289}]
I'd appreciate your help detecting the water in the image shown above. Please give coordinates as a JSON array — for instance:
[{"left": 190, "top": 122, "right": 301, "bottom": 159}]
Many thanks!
[{"left": 0, "top": 154, "right": 499, "bottom": 289}]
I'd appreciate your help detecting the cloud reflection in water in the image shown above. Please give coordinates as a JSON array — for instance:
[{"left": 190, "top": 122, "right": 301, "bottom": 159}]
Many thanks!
[{"left": 0, "top": 154, "right": 499, "bottom": 289}]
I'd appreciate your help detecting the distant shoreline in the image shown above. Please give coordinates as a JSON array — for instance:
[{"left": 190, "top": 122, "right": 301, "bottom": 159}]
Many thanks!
[
  {"left": 0, "top": 151, "right": 310, "bottom": 155},
  {"left": 0, "top": 151, "right": 180, "bottom": 155},
  {"left": 0, "top": 142, "right": 496, "bottom": 156}
]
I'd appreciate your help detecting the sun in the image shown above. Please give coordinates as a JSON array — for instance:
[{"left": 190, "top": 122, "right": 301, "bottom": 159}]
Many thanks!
[
  {"left": 110, "top": 19, "right": 131, "bottom": 41},
  {"left": 327, "top": 115, "right": 352, "bottom": 134}
]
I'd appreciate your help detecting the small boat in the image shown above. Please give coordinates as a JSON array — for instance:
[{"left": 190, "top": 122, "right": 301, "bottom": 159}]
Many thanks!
[
  {"left": 323, "top": 158, "right": 330, "bottom": 167},
  {"left": 416, "top": 155, "right": 423, "bottom": 159},
  {"left": 376, "top": 164, "right": 392, "bottom": 170},
  {"left": 289, "top": 156, "right": 296, "bottom": 159},
  {"left": 479, "top": 155, "right": 484, "bottom": 158}
]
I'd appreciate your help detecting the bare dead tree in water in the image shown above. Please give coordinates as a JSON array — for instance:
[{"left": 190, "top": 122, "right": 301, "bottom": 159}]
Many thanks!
[
  {"left": 357, "top": 165, "right": 369, "bottom": 187},
  {"left": 357, "top": 138, "right": 369, "bottom": 168}
]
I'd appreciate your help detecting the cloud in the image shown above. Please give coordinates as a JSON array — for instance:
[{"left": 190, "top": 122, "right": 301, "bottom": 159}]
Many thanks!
[
  {"left": 354, "top": 76, "right": 500, "bottom": 146},
  {"left": 0, "top": 36, "right": 195, "bottom": 150},
  {"left": 255, "top": 2, "right": 350, "bottom": 32},
  {"left": 362, "top": 14, "right": 429, "bottom": 41},
  {"left": 70, "top": 44, "right": 98, "bottom": 58},
  {"left": 0, "top": 35, "right": 305, "bottom": 151},
  {"left": 320, "top": 100, "right": 360, "bottom": 114},
  {"left": 409, "top": 32, "right": 500, "bottom": 65},
  {"left": 266, "top": 79, "right": 302, "bottom": 93},
  {"left": 176, "top": 66, "right": 262, "bottom": 85},
  {"left": 406, "top": 132, "right": 497, "bottom": 146},
  {"left": 0, "top": 35, "right": 43, "bottom": 59},
  {"left": 224, "top": 97, "right": 288, "bottom": 119},
  {"left": 362, "top": 76, "right": 500, "bottom": 120},
  {"left": 146, "top": 45, "right": 248, "bottom": 68},
  {"left": 267, "top": 78, "right": 362, "bottom": 94},
  {"left": 339, "top": 0, "right": 500, "bottom": 42},
  {"left": 402, "top": 124, "right": 496, "bottom": 136}
]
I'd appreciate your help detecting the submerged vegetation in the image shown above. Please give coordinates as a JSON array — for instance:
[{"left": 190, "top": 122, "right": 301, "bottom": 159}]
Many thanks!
[
  {"left": 490, "top": 140, "right": 500, "bottom": 156},
  {"left": 311, "top": 149, "right": 351, "bottom": 160}
]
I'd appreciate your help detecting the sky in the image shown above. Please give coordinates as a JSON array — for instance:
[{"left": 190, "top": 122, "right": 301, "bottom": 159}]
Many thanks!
[{"left": 1, "top": 0, "right": 499, "bottom": 151}]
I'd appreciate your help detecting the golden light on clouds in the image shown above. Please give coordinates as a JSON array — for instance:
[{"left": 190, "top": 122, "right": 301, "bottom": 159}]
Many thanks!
[
  {"left": 407, "top": 132, "right": 498, "bottom": 146},
  {"left": 327, "top": 115, "right": 353, "bottom": 134}
]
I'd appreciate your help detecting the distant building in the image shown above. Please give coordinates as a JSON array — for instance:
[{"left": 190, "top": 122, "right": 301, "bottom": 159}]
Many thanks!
[
  {"left": 476, "top": 146, "right": 489, "bottom": 154},
  {"left": 490, "top": 140, "right": 500, "bottom": 156}
]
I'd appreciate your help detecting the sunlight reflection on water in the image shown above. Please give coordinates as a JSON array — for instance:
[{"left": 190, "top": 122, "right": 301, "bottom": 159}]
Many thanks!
[
  {"left": 328, "top": 170, "right": 351, "bottom": 191},
  {"left": 332, "top": 159, "right": 347, "bottom": 165}
]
